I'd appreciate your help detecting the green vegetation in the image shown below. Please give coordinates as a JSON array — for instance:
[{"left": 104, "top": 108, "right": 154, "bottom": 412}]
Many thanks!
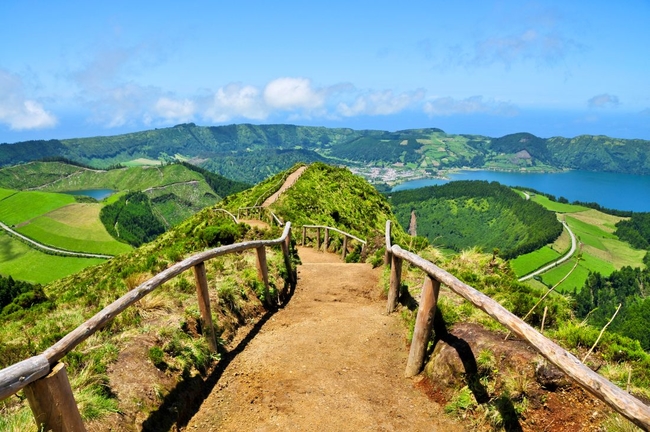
[
  {"left": 0, "top": 190, "right": 75, "bottom": 225},
  {"left": 0, "top": 232, "right": 106, "bottom": 284},
  {"left": 390, "top": 181, "right": 562, "bottom": 259},
  {"left": 527, "top": 193, "right": 588, "bottom": 213},
  {"left": 100, "top": 192, "right": 166, "bottom": 247},
  {"left": 15, "top": 203, "right": 132, "bottom": 255},
  {"left": 615, "top": 212, "right": 650, "bottom": 250},
  {"left": 0, "top": 274, "right": 48, "bottom": 316},
  {"left": 4, "top": 124, "right": 650, "bottom": 188},
  {"left": 575, "top": 267, "right": 650, "bottom": 350},
  {"left": 509, "top": 246, "right": 561, "bottom": 276}
]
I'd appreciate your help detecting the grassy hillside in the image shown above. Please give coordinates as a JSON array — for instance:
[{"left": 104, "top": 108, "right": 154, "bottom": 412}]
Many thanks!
[
  {"left": 511, "top": 195, "right": 645, "bottom": 293},
  {"left": 0, "top": 162, "right": 412, "bottom": 430},
  {"left": 389, "top": 181, "right": 562, "bottom": 259}
]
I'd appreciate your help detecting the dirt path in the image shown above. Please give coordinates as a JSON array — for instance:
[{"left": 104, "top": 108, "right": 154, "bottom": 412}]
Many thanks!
[
  {"left": 261, "top": 166, "right": 308, "bottom": 207},
  {"left": 184, "top": 247, "right": 458, "bottom": 431}
]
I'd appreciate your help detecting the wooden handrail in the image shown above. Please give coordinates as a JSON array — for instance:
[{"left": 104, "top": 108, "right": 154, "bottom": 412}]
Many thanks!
[
  {"left": 302, "top": 225, "right": 366, "bottom": 244},
  {"left": 0, "top": 223, "right": 294, "bottom": 404},
  {"left": 301, "top": 225, "right": 365, "bottom": 261},
  {"left": 237, "top": 206, "right": 284, "bottom": 226},
  {"left": 387, "top": 239, "right": 650, "bottom": 429},
  {"left": 213, "top": 208, "right": 239, "bottom": 224}
]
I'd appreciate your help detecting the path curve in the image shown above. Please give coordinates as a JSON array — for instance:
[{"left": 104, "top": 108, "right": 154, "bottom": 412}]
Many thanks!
[
  {"left": 261, "top": 166, "right": 308, "bottom": 207},
  {"left": 519, "top": 221, "right": 577, "bottom": 281},
  {"left": 184, "top": 247, "right": 458, "bottom": 431},
  {"left": 0, "top": 221, "right": 113, "bottom": 259}
]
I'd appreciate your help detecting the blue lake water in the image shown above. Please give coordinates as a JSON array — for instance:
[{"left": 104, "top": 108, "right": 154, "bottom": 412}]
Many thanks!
[
  {"left": 64, "top": 189, "right": 116, "bottom": 200},
  {"left": 392, "top": 170, "right": 650, "bottom": 212}
]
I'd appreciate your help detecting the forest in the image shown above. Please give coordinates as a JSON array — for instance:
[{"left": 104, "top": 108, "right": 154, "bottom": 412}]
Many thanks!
[
  {"left": 0, "top": 275, "right": 48, "bottom": 316},
  {"left": 615, "top": 212, "right": 650, "bottom": 252},
  {"left": 389, "top": 181, "right": 562, "bottom": 259},
  {"left": 99, "top": 192, "right": 166, "bottom": 247},
  {"left": 574, "top": 267, "right": 650, "bottom": 350}
]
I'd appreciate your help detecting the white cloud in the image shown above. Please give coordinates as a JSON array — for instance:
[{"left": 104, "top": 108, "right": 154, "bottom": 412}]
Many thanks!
[
  {"left": 263, "top": 77, "right": 324, "bottom": 110},
  {"left": 0, "top": 70, "right": 57, "bottom": 130},
  {"left": 204, "top": 83, "right": 268, "bottom": 122},
  {"left": 423, "top": 96, "right": 519, "bottom": 117},
  {"left": 588, "top": 94, "right": 619, "bottom": 108},
  {"left": 337, "top": 89, "right": 425, "bottom": 117},
  {"left": 154, "top": 97, "right": 195, "bottom": 123}
]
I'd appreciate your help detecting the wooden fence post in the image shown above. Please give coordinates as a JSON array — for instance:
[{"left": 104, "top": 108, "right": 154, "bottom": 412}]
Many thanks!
[
  {"left": 342, "top": 236, "right": 348, "bottom": 260},
  {"left": 24, "top": 362, "right": 86, "bottom": 432},
  {"left": 324, "top": 228, "right": 329, "bottom": 252},
  {"left": 316, "top": 227, "right": 321, "bottom": 250},
  {"left": 302, "top": 227, "right": 306, "bottom": 246},
  {"left": 386, "top": 254, "right": 402, "bottom": 313},
  {"left": 281, "top": 228, "right": 295, "bottom": 286},
  {"left": 192, "top": 262, "right": 218, "bottom": 353},
  {"left": 255, "top": 246, "right": 270, "bottom": 304},
  {"left": 405, "top": 276, "right": 441, "bottom": 377},
  {"left": 384, "top": 220, "right": 392, "bottom": 265}
]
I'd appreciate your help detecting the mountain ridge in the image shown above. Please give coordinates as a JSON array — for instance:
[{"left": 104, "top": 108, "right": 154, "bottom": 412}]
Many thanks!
[{"left": 2, "top": 123, "right": 650, "bottom": 184}]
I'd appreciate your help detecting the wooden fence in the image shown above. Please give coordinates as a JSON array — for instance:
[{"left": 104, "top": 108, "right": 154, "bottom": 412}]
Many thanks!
[
  {"left": 384, "top": 220, "right": 650, "bottom": 430},
  {"left": 301, "top": 225, "right": 366, "bottom": 260},
  {"left": 0, "top": 223, "right": 295, "bottom": 432},
  {"left": 237, "top": 206, "right": 284, "bottom": 226}
]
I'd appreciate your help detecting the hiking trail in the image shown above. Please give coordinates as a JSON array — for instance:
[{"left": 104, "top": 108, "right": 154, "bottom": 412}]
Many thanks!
[{"left": 184, "top": 246, "right": 458, "bottom": 431}]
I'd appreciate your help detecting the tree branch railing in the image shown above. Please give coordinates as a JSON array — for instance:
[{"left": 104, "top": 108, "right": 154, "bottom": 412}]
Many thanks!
[
  {"left": 237, "top": 206, "right": 284, "bottom": 226},
  {"left": 301, "top": 225, "right": 366, "bottom": 260},
  {"left": 384, "top": 220, "right": 650, "bottom": 430},
  {"left": 212, "top": 208, "right": 239, "bottom": 224},
  {"left": 0, "top": 222, "right": 295, "bottom": 432}
]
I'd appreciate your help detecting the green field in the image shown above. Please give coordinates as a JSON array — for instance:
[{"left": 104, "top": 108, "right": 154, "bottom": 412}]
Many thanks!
[
  {"left": 15, "top": 203, "right": 132, "bottom": 255},
  {"left": 529, "top": 194, "right": 588, "bottom": 213},
  {"left": 0, "top": 191, "right": 75, "bottom": 225},
  {"left": 513, "top": 199, "right": 645, "bottom": 293},
  {"left": 510, "top": 246, "right": 561, "bottom": 276},
  {"left": 0, "top": 232, "right": 105, "bottom": 284},
  {"left": 540, "top": 254, "right": 616, "bottom": 293},
  {"left": 0, "top": 188, "right": 16, "bottom": 201}
]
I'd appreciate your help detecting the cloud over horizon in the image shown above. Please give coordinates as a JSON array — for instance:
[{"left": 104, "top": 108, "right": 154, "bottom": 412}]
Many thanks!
[
  {"left": 588, "top": 94, "right": 620, "bottom": 108},
  {"left": 424, "top": 96, "right": 519, "bottom": 117}
]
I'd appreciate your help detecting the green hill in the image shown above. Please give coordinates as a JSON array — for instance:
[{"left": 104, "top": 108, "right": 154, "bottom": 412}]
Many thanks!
[
  {"left": 389, "top": 181, "right": 563, "bottom": 259},
  {"left": 2, "top": 162, "right": 650, "bottom": 431},
  {"left": 3, "top": 124, "right": 650, "bottom": 185}
]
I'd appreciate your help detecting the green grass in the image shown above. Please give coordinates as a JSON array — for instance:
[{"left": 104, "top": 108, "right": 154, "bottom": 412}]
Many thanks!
[
  {"left": 0, "top": 191, "right": 75, "bottom": 225},
  {"left": 529, "top": 195, "right": 588, "bottom": 213},
  {"left": 15, "top": 203, "right": 132, "bottom": 255},
  {"left": 0, "top": 232, "right": 106, "bottom": 284},
  {"left": 515, "top": 202, "right": 644, "bottom": 292},
  {"left": 0, "top": 187, "right": 16, "bottom": 201},
  {"left": 540, "top": 254, "right": 616, "bottom": 293},
  {"left": 566, "top": 215, "right": 617, "bottom": 242},
  {"left": 510, "top": 246, "right": 561, "bottom": 276}
]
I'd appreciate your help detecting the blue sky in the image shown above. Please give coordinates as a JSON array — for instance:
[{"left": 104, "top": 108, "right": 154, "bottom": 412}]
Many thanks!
[{"left": 1, "top": 0, "right": 649, "bottom": 143}]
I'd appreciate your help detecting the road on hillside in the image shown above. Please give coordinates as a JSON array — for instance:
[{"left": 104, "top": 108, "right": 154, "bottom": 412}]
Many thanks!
[
  {"left": 0, "top": 221, "right": 113, "bottom": 259},
  {"left": 518, "top": 221, "right": 577, "bottom": 282}
]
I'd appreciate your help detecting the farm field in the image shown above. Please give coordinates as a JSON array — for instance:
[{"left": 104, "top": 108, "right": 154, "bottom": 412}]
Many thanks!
[
  {"left": 15, "top": 203, "right": 132, "bottom": 255},
  {"left": 0, "top": 232, "right": 105, "bottom": 284},
  {"left": 512, "top": 197, "right": 645, "bottom": 293},
  {"left": 0, "top": 191, "right": 75, "bottom": 225},
  {"left": 509, "top": 226, "right": 571, "bottom": 276},
  {"left": 529, "top": 194, "right": 588, "bottom": 213}
]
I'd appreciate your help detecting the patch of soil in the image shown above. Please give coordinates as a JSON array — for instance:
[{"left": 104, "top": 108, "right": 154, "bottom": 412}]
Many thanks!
[{"left": 183, "top": 247, "right": 461, "bottom": 431}]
